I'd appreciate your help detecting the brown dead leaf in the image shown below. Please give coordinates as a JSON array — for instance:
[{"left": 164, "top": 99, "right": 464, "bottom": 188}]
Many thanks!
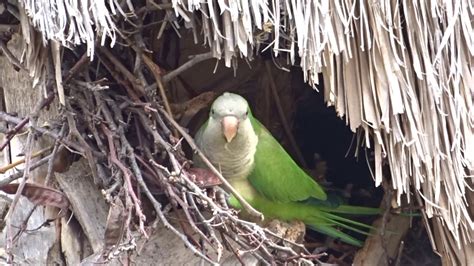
[
  {"left": 103, "top": 197, "right": 127, "bottom": 250},
  {"left": 171, "top": 91, "right": 216, "bottom": 126},
  {"left": 0, "top": 183, "right": 69, "bottom": 210},
  {"left": 187, "top": 168, "right": 222, "bottom": 188}
]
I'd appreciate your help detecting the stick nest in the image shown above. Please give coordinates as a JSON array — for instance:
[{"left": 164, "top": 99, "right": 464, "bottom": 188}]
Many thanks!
[{"left": 0, "top": 41, "right": 321, "bottom": 266}]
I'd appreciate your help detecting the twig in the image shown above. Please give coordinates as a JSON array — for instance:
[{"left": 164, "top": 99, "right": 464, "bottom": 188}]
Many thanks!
[
  {"left": 222, "top": 231, "right": 271, "bottom": 265},
  {"left": 394, "top": 240, "right": 405, "bottom": 266},
  {"left": 101, "top": 124, "right": 148, "bottom": 238},
  {"left": 51, "top": 40, "right": 65, "bottom": 105},
  {"left": 0, "top": 146, "right": 53, "bottom": 174},
  {"left": 141, "top": 54, "right": 173, "bottom": 119},
  {"left": 136, "top": 1, "right": 173, "bottom": 15},
  {"left": 66, "top": 111, "right": 100, "bottom": 181},
  {"left": 162, "top": 52, "right": 214, "bottom": 83},
  {"left": 264, "top": 227, "right": 311, "bottom": 254},
  {"left": 4, "top": 92, "right": 57, "bottom": 261},
  {"left": 0, "top": 111, "right": 96, "bottom": 158},
  {"left": 0, "top": 39, "right": 26, "bottom": 71},
  {"left": 64, "top": 53, "right": 89, "bottom": 83},
  {"left": 381, "top": 180, "right": 394, "bottom": 265},
  {"left": 74, "top": 95, "right": 108, "bottom": 155},
  {"left": 170, "top": 189, "right": 215, "bottom": 249},
  {"left": 5, "top": 3, "right": 19, "bottom": 20},
  {"left": 0, "top": 116, "right": 29, "bottom": 151},
  {"left": 0, "top": 93, "right": 53, "bottom": 150},
  {"left": 0, "top": 154, "right": 53, "bottom": 186},
  {"left": 220, "top": 232, "right": 246, "bottom": 265},
  {"left": 11, "top": 205, "right": 38, "bottom": 244},
  {"left": 123, "top": 142, "right": 218, "bottom": 264},
  {"left": 188, "top": 193, "right": 223, "bottom": 260},
  {"left": 98, "top": 48, "right": 144, "bottom": 98},
  {"left": 144, "top": 52, "right": 216, "bottom": 94},
  {"left": 44, "top": 125, "right": 66, "bottom": 184},
  {"left": 264, "top": 61, "right": 307, "bottom": 168},
  {"left": 5, "top": 131, "right": 33, "bottom": 262}
]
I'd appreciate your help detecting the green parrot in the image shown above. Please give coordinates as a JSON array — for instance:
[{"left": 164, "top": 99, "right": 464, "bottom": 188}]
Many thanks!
[{"left": 194, "top": 92, "right": 379, "bottom": 246}]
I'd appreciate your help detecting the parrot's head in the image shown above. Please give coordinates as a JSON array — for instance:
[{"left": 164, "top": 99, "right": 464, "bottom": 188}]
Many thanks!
[{"left": 209, "top": 92, "right": 251, "bottom": 143}]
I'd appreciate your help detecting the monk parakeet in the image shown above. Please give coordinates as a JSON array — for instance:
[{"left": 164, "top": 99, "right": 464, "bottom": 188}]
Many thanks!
[{"left": 194, "top": 92, "right": 379, "bottom": 246}]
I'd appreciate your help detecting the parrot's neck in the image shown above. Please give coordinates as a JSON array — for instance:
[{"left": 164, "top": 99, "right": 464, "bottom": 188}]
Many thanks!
[{"left": 200, "top": 119, "right": 258, "bottom": 181}]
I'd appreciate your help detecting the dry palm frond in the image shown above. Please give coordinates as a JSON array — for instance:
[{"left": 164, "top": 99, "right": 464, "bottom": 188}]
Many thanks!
[
  {"left": 16, "top": 0, "right": 124, "bottom": 101},
  {"left": 20, "top": 0, "right": 122, "bottom": 57}
]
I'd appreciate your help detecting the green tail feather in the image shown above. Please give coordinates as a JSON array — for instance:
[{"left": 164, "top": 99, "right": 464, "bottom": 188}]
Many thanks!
[
  {"left": 308, "top": 224, "right": 364, "bottom": 247},
  {"left": 323, "top": 212, "right": 376, "bottom": 230},
  {"left": 322, "top": 217, "right": 373, "bottom": 236},
  {"left": 324, "top": 205, "right": 382, "bottom": 215},
  {"left": 305, "top": 195, "right": 382, "bottom": 215},
  {"left": 305, "top": 212, "right": 376, "bottom": 247},
  {"left": 228, "top": 193, "right": 381, "bottom": 247},
  {"left": 303, "top": 201, "right": 380, "bottom": 247}
]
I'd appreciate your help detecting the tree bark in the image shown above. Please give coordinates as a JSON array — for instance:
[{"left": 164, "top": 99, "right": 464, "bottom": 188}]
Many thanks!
[{"left": 0, "top": 33, "right": 59, "bottom": 265}]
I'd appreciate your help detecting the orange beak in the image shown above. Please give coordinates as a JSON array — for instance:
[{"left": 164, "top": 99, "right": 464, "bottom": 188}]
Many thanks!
[{"left": 222, "top": 116, "right": 239, "bottom": 143}]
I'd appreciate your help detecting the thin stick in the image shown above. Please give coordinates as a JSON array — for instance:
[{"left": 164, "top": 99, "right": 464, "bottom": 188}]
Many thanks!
[
  {"left": 162, "top": 52, "right": 214, "bottom": 83},
  {"left": 0, "top": 111, "right": 95, "bottom": 158},
  {"left": 188, "top": 194, "right": 224, "bottom": 260},
  {"left": 99, "top": 47, "right": 145, "bottom": 96},
  {"left": 101, "top": 124, "right": 148, "bottom": 238},
  {"left": 64, "top": 53, "right": 89, "bottom": 83},
  {"left": 0, "top": 40, "right": 26, "bottom": 71},
  {"left": 0, "top": 146, "right": 53, "bottom": 174},
  {"left": 0, "top": 154, "right": 53, "bottom": 186},
  {"left": 394, "top": 240, "right": 405, "bottom": 266},
  {"left": 122, "top": 141, "right": 218, "bottom": 264},
  {"left": 5, "top": 131, "right": 33, "bottom": 262},
  {"left": 264, "top": 227, "right": 310, "bottom": 254},
  {"left": 4, "top": 92, "right": 56, "bottom": 259},
  {"left": 0, "top": 117, "right": 29, "bottom": 151},
  {"left": 0, "top": 93, "right": 54, "bottom": 152},
  {"left": 44, "top": 125, "right": 66, "bottom": 184},
  {"left": 264, "top": 61, "right": 307, "bottom": 168},
  {"left": 141, "top": 54, "right": 173, "bottom": 119}
]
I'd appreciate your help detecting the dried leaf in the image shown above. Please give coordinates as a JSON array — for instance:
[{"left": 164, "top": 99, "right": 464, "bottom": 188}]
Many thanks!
[
  {"left": 103, "top": 198, "right": 126, "bottom": 250},
  {"left": 171, "top": 91, "right": 216, "bottom": 126},
  {"left": 187, "top": 168, "right": 222, "bottom": 188},
  {"left": 0, "top": 183, "right": 69, "bottom": 210}
]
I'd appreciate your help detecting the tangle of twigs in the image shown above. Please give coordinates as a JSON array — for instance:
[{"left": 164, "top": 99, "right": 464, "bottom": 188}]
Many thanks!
[
  {"left": 0, "top": 1, "right": 328, "bottom": 264},
  {"left": 0, "top": 36, "right": 316, "bottom": 266}
]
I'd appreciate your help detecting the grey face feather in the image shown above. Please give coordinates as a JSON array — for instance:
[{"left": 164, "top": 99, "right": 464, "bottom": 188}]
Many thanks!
[
  {"left": 210, "top": 92, "right": 249, "bottom": 121},
  {"left": 195, "top": 92, "right": 258, "bottom": 180}
]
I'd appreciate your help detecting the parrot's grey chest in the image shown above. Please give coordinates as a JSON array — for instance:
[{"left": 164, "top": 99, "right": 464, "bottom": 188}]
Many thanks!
[{"left": 198, "top": 122, "right": 258, "bottom": 181}]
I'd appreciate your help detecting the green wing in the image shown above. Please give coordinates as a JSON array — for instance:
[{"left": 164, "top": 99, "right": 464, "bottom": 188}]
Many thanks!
[{"left": 248, "top": 116, "right": 327, "bottom": 202}]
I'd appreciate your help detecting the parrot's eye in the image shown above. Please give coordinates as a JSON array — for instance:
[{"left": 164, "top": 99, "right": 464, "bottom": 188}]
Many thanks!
[
  {"left": 245, "top": 110, "right": 249, "bottom": 116},
  {"left": 211, "top": 109, "right": 215, "bottom": 115}
]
